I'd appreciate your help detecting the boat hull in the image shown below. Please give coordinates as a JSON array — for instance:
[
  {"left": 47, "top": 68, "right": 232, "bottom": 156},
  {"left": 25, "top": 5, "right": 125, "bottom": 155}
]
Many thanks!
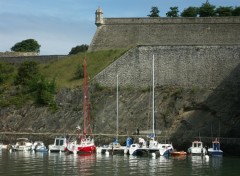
[
  {"left": 66, "top": 143, "right": 96, "bottom": 154},
  {"left": 208, "top": 149, "right": 223, "bottom": 156},
  {"left": 171, "top": 151, "right": 187, "bottom": 156},
  {"left": 78, "top": 145, "right": 96, "bottom": 154}
]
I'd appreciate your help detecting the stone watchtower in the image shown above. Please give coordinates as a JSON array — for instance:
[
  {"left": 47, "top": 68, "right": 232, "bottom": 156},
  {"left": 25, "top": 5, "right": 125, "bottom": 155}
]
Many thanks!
[{"left": 95, "top": 7, "right": 104, "bottom": 27}]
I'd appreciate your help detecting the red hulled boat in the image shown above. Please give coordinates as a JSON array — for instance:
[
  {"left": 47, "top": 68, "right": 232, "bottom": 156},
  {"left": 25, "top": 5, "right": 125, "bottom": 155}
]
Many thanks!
[{"left": 66, "top": 57, "right": 96, "bottom": 154}]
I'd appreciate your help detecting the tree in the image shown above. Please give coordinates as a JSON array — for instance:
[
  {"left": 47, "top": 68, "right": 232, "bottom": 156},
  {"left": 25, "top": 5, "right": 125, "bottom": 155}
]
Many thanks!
[
  {"left": 216, "top": 6, "right": 233, "bottom": 16},
  {"left": 15, "top": 61, "right": 56, "bottom": 106},
  {"left": 181, "top": 7, "right": 199, "bottom": 17},
  {"left": 15, "top": 61, "right": 39, "bottom": 85},
  {"left": 28, "top": 75, "right": 56, "bottom": 105},
  {"left": 166, "top": 7, "right": 179, "bottom": 17},
  {"left": 199, "top": 1, "right": 216, "bottom": 17},
  {"left": 232, "top": 6, "right": 240, "bottom": 16},
  {"left": 11, "top": 39, "right": 41, "bottom": 53},
  {"left": 69, "top": 44, "right": 89, "bottom": 55},
  {"left": 148, "top": 6, "right": 160, "bottom": 17}
]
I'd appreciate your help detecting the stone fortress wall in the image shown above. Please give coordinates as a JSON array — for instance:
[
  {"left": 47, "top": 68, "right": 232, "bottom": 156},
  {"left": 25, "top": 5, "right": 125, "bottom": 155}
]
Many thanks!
[
  {"left": 91, "top": 8, "right": 240, "bottom": 89},
  {"left": 0, "top": 55, "right": 67, "bottom": 64},
  {"left": 89, "top": 14, "right": 240, "bottom": 51},
  {"left": 0, "top": 51, "right": 38, "bottom": 57},
  {"left": 94, "top": 45, "right": 240, "bottom": 89}
]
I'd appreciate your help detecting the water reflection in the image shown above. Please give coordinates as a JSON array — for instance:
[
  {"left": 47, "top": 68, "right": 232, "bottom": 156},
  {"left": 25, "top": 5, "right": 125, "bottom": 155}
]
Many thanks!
[{"left": 0, "top": 150, "right": 239, "bottom": 176}]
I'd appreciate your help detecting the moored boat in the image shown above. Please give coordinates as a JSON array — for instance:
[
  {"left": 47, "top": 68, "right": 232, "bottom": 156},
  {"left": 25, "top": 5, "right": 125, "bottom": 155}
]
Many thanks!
[
  {"left": 208, "top": 138, "right": 223, "bottom": 156},
  {"left": 129, "top": 55, "right": 173, "bottom": 157},
  {"left": 171, "top": 151, "right": 187, "bottom": 156},
  {"left": 129, "top": 136, "right": 173, "bottom": 156},
  {"left": 188, "top": 140, "right": 207, "bottom": 156},
  {"left": 33, "top": 141, "right": 48, "bottom": 152},
  {"left": 48, "top": 137, "right": 67, "bottom": 153},
  {"left": 65, "top": 57, "right": 96, "bottom": 154},
  {"left": 96, "top": 75, "right": 133, "bottom": 155},
  {"left": 12, "top": 138, "right": 33, "bottom": 151}
]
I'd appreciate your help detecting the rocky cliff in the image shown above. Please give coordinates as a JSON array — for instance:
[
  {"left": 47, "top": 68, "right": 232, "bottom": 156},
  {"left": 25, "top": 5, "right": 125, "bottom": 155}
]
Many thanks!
[{"left": 1, "top": 83, "right": 240, "bottom": 154}]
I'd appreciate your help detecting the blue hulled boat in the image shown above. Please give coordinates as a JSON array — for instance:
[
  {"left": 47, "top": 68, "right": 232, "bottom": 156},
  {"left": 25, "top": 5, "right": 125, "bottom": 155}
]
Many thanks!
[{"left": 208, "top": 138, "right": 223, "bottom": 156}]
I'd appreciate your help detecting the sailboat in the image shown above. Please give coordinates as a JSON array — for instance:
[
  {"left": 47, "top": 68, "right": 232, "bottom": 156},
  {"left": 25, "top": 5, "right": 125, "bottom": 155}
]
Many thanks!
[
  {"left": 129, "top": 55, "right": 173, "bottom": 156},
  {"left": 66, "top": 57, "right": 96, "bottom": 154},
  {"left": 208, "top": 123, "right": 223, "bottom": 156},
  {"left": 96, "top": 75, "right": 132, "bottom": 155}
]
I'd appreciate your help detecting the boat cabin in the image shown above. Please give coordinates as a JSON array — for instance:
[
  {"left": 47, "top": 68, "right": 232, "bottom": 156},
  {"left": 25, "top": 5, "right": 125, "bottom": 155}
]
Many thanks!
[
  {"left": 54, "top": 137, "right": 66, "bottom": 146},
  {"left": 212, "top": 140, "right": 220, "bottom": 150},
  {"left": 192, "top": 141, "right": 203, "bottom": 148}
]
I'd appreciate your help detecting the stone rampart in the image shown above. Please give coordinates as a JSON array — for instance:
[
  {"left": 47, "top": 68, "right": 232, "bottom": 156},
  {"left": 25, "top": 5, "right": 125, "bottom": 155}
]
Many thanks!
[
  {"left": 0, "top": 55, "right": 67, "bottom": 65},
  {"left": 0, "top": 51, "right": 38, "bottom": 57},
  {"left": 89, "top": 17, "right": 240, "bottom": 51},
  {"left": 93, "top": 45, "right": 240, "bottom": 89}
]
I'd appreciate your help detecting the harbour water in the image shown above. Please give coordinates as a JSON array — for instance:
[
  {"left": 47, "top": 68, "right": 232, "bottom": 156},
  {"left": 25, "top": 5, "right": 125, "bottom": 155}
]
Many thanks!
[{"left": 0, "top": 150, "right": 240, "bottom": 176}]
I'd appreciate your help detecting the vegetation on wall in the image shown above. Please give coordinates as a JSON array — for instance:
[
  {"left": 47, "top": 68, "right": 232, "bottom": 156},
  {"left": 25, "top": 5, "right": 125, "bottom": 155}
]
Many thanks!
[
  {"left": 150, "top": 1, "right": 240, "bottom": 17},
  {"left": 166, "top": 7, "right": 179, "bottom": 17},
  {"left": 148, "top": 6, "right": 160, "bottom": 17}
]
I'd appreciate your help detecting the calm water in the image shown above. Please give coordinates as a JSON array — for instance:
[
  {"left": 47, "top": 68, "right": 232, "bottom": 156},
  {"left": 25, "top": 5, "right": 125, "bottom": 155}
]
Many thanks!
[{"left": 0, "top": 150, "right": 240, "bottom": 176}]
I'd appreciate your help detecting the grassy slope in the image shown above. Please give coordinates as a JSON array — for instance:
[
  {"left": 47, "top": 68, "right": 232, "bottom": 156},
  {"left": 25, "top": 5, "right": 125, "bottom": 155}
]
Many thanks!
[{"left": 39, "top": 49, "right": 128, "bottom": 89}]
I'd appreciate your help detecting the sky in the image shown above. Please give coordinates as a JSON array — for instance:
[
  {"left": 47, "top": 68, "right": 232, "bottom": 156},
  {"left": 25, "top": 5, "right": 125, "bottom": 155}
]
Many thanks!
[{"left": 0, "top": 0, "right": 239, "bottom": 55}]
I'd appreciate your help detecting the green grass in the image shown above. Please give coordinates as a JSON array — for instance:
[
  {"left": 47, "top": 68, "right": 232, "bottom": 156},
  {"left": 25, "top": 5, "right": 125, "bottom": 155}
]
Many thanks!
[{"left": 39, "top": 49, "right": 128, "bottom": 89}]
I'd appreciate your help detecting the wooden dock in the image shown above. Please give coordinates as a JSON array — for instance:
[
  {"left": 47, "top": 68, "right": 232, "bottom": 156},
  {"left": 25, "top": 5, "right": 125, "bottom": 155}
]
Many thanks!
[{"left": 96, "top": 145, "right": 129, "bottom": 155}]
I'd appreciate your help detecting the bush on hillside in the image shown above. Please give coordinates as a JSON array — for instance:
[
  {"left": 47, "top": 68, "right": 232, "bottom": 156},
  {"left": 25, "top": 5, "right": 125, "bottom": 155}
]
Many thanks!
[
  {"left": 15, "top": 61, "right": 39, "bottom": 85},
  {"left": 74, "top": 64, "right": 84, "bottom": 79},
  {"left": 0, "top": 63, "right": 15, "bottom": 84},
  {"left": 69, "top": 44, "right": 89, "bottom": 55},
  {"left": 14, "top": 61, "right": 57, "bottom": 106},
  {"left": 27, "top": 75, "right": 56, "bottom": 106}
]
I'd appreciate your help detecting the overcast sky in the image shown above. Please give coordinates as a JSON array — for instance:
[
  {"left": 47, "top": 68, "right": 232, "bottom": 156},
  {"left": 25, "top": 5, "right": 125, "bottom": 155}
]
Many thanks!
[{"left": 0, "top": 0, "right": 239, "bottom": 55}]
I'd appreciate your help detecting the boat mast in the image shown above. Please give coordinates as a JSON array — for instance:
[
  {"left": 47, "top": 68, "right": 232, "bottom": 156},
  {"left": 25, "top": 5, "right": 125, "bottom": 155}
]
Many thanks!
[
  {"left": 83, "top": 57, "right": 88, "bottom": 137},
  {"left": 152, "top": 55, "right": 155, "bottom": 138},
  {"left": 116, "top": 74, "right": 119, "bottom": 141}
]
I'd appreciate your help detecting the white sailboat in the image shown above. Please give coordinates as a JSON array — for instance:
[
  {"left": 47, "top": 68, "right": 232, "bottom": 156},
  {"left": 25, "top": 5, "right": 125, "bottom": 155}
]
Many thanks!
[
  {"left": 129, "top": 55, "right": 173, "bottom": 156},
  {"left": 97, "top": 75, "right": 132, "bottom": 155}
]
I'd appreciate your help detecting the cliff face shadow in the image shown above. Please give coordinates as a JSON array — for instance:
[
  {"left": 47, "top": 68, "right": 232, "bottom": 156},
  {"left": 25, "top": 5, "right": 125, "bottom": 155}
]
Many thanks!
[{"left": 170, "top": 61, "right": 240, "bottom": 154}]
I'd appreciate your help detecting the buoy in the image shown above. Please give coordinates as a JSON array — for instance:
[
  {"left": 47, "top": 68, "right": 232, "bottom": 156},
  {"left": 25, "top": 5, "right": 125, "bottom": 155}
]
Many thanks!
[
  {"left": 96, "top": 147, "right": 102, "bottom": 154},
  {"left": 205, "top": 155, "right": 209, "bottom": 161},
  {"left": 152, "top": 153, "right": 156, "bottom": 158}
]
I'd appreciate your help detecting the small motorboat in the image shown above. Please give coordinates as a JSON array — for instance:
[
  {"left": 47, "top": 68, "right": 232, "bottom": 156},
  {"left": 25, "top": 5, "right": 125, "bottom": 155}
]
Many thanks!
[
  {"left": 12, "top": 138, "right": 33, "bottom": 151},
  {"left": 33, "top": 141, "right": 48, "bottom": 152},
  {"left": 208, "top": 138, "right": 223, "bottom": 156},
  {"left": 188, "top": 140, "right": 207, "bottom": 156},
  {"left": 171, "top": 151, "right": 187, "bottom": 156},
  {"left": 48, "top": 137, "right": 67, "bottom": 153}
]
